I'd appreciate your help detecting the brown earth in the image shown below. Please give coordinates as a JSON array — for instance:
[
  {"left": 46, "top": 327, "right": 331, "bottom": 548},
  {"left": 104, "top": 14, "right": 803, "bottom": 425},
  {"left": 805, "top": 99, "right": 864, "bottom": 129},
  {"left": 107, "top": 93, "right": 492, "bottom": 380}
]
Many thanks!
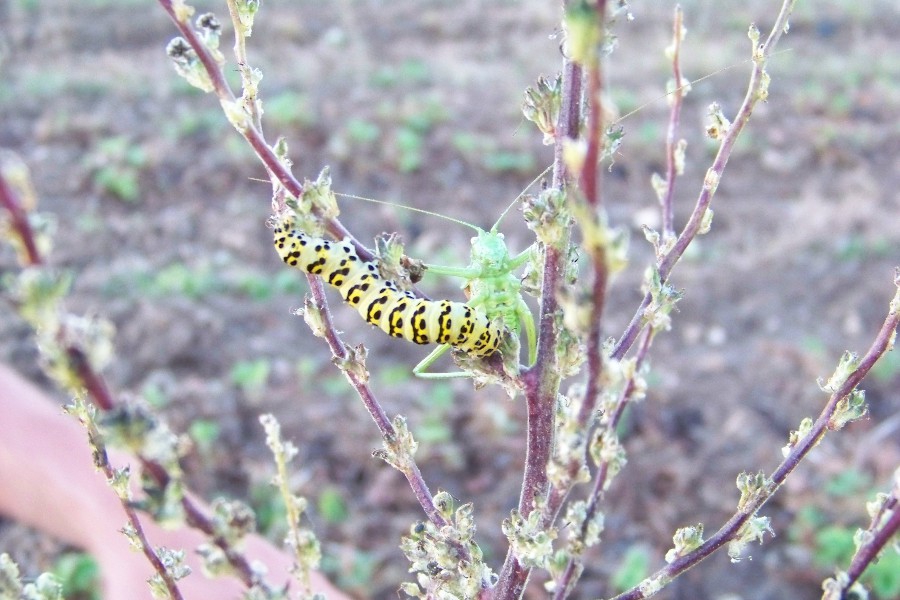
[{"left": 1, "top": 1, "right": 898, "bottom": 599}]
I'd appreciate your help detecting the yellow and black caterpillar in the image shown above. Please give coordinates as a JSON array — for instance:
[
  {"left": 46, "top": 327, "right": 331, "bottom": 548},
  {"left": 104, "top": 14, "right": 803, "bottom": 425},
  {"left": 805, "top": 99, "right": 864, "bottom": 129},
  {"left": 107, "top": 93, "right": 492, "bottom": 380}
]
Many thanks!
[{"left": 273, "top": 219, "right": 503, "bottom": 358}]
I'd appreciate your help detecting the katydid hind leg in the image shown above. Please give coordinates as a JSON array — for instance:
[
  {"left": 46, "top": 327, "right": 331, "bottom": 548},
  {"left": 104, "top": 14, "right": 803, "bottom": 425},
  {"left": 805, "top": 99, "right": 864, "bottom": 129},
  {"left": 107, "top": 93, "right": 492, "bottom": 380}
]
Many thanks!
[
  {"left": 413, "top": 343, "right": 471, "bottom": 379},
  {"left": 518, "top": 297, "right": 537, "bottom": 366}
]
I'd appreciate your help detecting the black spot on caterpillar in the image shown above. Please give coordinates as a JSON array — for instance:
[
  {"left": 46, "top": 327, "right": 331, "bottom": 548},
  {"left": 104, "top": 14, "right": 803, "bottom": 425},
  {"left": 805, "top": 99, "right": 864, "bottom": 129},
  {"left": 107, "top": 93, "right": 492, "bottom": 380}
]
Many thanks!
[{"left": 273, "top": 219, "right": 503, "bottom": 358}]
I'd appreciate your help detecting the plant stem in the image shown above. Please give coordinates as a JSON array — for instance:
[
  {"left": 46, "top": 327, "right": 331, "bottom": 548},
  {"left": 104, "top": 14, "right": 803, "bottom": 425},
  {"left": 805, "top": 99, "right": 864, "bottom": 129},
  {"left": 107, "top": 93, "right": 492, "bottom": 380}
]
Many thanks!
[
  {"left": 661, "top": 6, "right": 685, "bottom": 238},
  {"left": 156, "top": 0, "right": 368, "bottom": 259},
  {"left": 610, "top": 274, "right": 900, "bottom": 600},
  {"left": 494, "top": 50, "right": 584, "bottom": 600},
  {"left": 612, "top": 0, "right": 798, "bottom": 362},
  {"left": 843, "top": 486, "right": 900, "bottom": 591},
  {"left": 0, "top": 165, "right": 42, "bottom": 267},
  {"left": 305, "top": 274, "right": 451, "bottom": 530}
]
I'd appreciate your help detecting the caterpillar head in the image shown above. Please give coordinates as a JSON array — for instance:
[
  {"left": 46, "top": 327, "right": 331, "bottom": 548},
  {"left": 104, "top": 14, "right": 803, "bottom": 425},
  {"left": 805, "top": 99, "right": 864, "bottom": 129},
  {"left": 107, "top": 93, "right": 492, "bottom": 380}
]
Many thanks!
[{"left": 268, "top": 212, "right": 293, "bottom": 235}]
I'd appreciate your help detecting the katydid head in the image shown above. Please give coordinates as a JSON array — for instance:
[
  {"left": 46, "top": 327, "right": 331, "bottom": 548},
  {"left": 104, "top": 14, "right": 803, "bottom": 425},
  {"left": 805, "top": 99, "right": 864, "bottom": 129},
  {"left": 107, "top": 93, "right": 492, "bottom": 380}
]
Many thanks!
[
  {"left": 470, "top": 228, "right": 510, "bottom": 270},
  {"left": 460, "top": 195, "right": 517, "bottom": 264}
]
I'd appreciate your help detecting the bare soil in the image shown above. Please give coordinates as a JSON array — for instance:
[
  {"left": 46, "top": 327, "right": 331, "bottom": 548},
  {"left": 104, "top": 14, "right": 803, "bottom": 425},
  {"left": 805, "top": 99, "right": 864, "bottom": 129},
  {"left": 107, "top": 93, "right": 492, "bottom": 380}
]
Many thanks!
[{"left": 1, "top": 1, "right": 898, "bottom": 599}]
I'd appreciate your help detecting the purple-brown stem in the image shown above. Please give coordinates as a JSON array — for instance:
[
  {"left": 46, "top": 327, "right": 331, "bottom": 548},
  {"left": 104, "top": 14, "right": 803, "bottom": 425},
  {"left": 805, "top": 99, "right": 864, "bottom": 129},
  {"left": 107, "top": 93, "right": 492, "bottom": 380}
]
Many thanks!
[
  {"left": 613, "top": 0, "right": 796, "bottom": 361},
  {"left": 65, "top": 345, "right": 114, "bottom": 411},
  {"left": 83, "top": 421, "right": 186, "bottom": 600},
  {"left": 551, "top": 327, "right": 654, "bottom": 599},
  {"left": 77, "top": 349, "right": 265, "bottom": 587},
  {"left": 843, "top": 492, "right": 900, "bottom": 591},
  {"left": 0, "top": 168, "right": 42, "bottom": 267},
  {"left": 305, "top": 274, "right": 450, "bottom": 530},
  {"left": 157, "top": 0, "right": 232, "bottom": 99},
  {"left": 610, "top": 277, "right": 900, "bottom": 600},
  {"left": 180, "top": 498, "right": 262, "bottom": 586},
  {"left": 661, "top": 6, "right": 685, "bottom": 237},
  {"left": 155, "top": 0, "right": 372, "bottom": 262},
  {"left": 578, "top": 0, "right": 610, "bottom": 425},
  {"left": 494, "top": 48, "right": 585, "bottom": 600},
  {"left": 578, "top": 30, "right": 604, "bottom": 206}
]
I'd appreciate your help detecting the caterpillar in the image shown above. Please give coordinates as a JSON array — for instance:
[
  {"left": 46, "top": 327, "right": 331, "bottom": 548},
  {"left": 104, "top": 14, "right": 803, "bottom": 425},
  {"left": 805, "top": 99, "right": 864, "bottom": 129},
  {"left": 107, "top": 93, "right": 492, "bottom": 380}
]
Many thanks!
[{"left": 273, "top": 218, "right": 503, "bottom": 358}]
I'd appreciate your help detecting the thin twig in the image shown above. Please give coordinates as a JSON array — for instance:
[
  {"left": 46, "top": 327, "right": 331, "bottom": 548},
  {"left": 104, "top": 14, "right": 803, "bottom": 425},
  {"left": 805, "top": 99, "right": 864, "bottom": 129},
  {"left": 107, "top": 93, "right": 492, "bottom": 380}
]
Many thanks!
[
  {"left": 551, "top": 327, "right": 654, "bottom": 599},
  {"left": 577, "top": 0, "right": 610, "bottom": 430},
  {"left": 610, "top": 274, "right": 900, "bottom": 600},
  {"left": 305, "top": 274, "right": 450, "bottom": 530},
  {"left": 224, "top": 0, "right": 264, "bottom": 133},
  {"left": 613, "top": 0, "right": 798, "bottom": 361},
  {"left": 87, "top": 432, "right": 186, "bottom": 600},
  {"left": 842, "top": 485, "right": 900, "bottom": 591},
  {"left": 661, "top": 6, "right": 685, "bottom": 237},
  {"left": 0, "top": 164, "right": 42, "bottom": 266},
  {"left": 155, "top": 0, "right": 366, "bottom": 257}
]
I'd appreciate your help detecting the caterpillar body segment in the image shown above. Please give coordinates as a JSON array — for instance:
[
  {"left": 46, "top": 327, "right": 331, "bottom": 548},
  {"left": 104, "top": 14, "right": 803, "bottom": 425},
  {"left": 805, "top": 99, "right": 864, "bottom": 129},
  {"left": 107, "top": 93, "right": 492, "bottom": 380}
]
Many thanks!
[{"left": 273, "top": 219, "right": 503, "bottom": 358}]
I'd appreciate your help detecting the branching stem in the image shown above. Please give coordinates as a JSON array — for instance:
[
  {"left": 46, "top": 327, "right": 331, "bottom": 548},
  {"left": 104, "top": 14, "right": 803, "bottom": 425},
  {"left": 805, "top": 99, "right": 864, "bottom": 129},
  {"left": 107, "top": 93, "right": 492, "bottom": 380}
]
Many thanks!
[
  {"left": 661, "top": 6, "right": 685, "bottom": 237},
  {"left": 155, "top": 0, "right": 366, "bottom": 258},
  {"left": 610, "top": 275, "right": 900, "bottom": 600},
  {"left": 494, "top": 41, "right": 585, "bottom": 600},
  {"left": 843, "top": 486, "right": 900, "bottom": 591},
  {"left": 613, "top": 0, "right": 798, "bottom": 361},
  {"left": 305, "top": 275, "right": 451, "bottom": 531},
  {"left": 158, "top": 0, "right": 455, "bottom": 545}
]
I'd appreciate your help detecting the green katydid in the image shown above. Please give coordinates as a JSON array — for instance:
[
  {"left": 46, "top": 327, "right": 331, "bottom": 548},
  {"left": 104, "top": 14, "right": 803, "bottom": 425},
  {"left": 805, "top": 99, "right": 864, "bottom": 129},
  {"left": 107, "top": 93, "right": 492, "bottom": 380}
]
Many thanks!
[{"left": 335, "top": 169, "right": 548, "bottom": 379}]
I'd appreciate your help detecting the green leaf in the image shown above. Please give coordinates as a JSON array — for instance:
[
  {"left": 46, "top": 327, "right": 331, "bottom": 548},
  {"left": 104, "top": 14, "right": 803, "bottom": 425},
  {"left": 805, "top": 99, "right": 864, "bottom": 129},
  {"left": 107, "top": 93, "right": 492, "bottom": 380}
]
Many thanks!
[
  {"left": 189, "top": 419, "right": 221, "bottom": 454},
  {"left": 52, "top": 552, "right": 100, "bottom": 600},
  {"left": 813, "top": 526, "right": 856, "bottom": 567},
  {"left": 318, "top": 487, "right": 349, "bottom": 524},
  {"left": 230, "top": 359, "right": 271, "bottom": 392},
  {"left": 611, "top": 546, "right": 651, "bottom": 593}
]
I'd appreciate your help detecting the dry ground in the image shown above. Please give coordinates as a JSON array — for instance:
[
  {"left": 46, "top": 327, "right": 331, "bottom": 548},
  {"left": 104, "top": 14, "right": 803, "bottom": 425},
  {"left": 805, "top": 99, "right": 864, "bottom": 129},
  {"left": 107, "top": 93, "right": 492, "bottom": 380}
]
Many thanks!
[{"left": 1, "top": 1, "right": 898, "bottom": 599}]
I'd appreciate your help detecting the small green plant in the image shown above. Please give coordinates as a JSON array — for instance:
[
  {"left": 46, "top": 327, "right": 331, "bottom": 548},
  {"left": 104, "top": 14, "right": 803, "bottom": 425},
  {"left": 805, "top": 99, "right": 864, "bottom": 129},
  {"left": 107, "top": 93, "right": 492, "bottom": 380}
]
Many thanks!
[
  {"left": 814, "top": 525, "right": 900, "bottom": 599},
  {"left": 321, "top": 549, "right": 379, "bottom": 593},
  {"left": 52, "top": 553, "right": 100, "bottom": 600},
  {"left": 610, "top": 546, "right": 651, "bottom": 593},
  {"left": 789, "top": 471, "right": 900, "bottom": 600},
  {"left": 871, "top": 347, "right": 900, "bottom": 381},
  {"left": 317, "top": 486, "right": 349, "bottom": 525},
  {"left": 343, "top": 118, "right": 381, "bottom": 144},
  {"left": 249, "top": 482, "right": 287, "bottom": 539},
  {"left": 264, "top": 91, "right": 315, "bottom": 129},
  {"left": 370, "top": 59, "right": 432, "bottom": 88},
  {"left": 229, "top": 358, "right": 271, "bottom": 394},
  {"left": 451, "top": 133, "right": 536, "bottom": 173},
  {"left": 482, "top": 150, "right": 536, "bottom": 174},
  {"left": 188, "top": 419, "right": 221, "bottom": 455},
  {"left": 144, "top": 262, "right": 222, "bottom": 299},
  {"left": 393, "top": 125, "right": 426, "bottom": 172},
  {"left": 87, "top": 136, "right": 147, "bottom": 203}
]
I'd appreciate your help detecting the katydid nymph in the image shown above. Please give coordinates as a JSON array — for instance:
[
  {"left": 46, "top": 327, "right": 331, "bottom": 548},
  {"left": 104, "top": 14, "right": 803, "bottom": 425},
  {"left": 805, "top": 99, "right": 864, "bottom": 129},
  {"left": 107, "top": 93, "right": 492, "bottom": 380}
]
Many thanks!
[{"left": 331, "top": 175, "right": 545, "bottom": 379}]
